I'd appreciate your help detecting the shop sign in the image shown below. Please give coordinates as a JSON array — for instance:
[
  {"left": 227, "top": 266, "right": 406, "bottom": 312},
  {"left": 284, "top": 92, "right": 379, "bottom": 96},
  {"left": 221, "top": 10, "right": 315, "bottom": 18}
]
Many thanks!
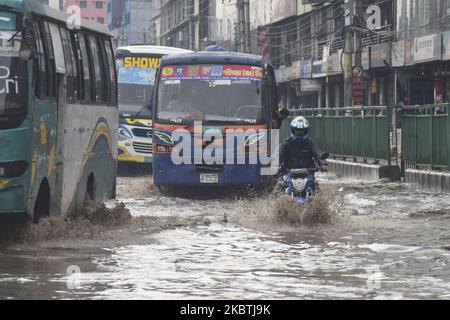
[
  {"left": 404, "top": 39, "right": 414, "bottom": 66},
  {"left": 392, "top": 40, "right": 405, "bottom": 67},
  {"left": 283, "top": 66, "right": 293, "bottom": 81},
  {"left": 362, "top": 47, "right": 370, "bottom": 70},
  {"left": 291, "top": 60, "right": 301, "bottom": 80},
  {"left": 442, "top": 31, "right": 450, "bottom": 61},
  {"left": 301, "top": 59, "right": 312, "bottom": 78},
  {"left": 352, "top": 76, "right": 365, "bottom": 105},
  {"left": 301, "top": 79, "right": 322, "bottom": 92},
  {"left": 371, "top": 43, "right": 391, "bottom": 68},
  {"left": 326, "top": 51, "right": 342, "bottom": 76},
  {"left": 413, "top": 34, "right": 441, "bottom": 63},
  {"left": 312, "top": 60, "right": 326, "bottom": 78}
]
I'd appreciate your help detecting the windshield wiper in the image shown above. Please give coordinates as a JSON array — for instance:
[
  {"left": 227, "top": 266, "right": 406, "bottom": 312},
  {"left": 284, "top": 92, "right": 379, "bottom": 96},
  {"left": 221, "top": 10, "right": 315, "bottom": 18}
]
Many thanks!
[
  {"left": 130, "top": 103, "right": 151, "bottom": 120},
  {"left": 7, "top": 29, "right": 21, "bottom": 43}
]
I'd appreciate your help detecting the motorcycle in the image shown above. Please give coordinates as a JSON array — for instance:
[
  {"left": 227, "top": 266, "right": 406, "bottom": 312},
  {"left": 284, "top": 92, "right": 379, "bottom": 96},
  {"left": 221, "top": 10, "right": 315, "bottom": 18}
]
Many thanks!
[{"left": 274, "top": 153, "right": 329, "bottom": 205}]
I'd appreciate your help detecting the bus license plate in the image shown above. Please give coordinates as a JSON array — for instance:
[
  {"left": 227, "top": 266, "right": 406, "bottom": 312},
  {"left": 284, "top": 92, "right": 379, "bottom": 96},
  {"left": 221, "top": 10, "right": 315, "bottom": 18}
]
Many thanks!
[{"left": 200, "top": 174, "right": 219, "bottom": 184}]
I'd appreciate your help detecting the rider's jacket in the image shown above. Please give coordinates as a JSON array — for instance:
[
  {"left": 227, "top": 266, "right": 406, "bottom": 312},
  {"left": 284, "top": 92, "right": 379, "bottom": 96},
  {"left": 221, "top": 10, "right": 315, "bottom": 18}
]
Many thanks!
[{"left": 279, "top": 136, "right": 328, "bottom": 170}]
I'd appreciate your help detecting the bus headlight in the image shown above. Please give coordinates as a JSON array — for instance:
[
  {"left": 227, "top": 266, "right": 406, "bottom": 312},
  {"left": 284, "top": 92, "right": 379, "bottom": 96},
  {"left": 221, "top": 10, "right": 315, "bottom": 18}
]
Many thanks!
[{"left": 118, "top": 125, "right": 132, "bottom": 141}]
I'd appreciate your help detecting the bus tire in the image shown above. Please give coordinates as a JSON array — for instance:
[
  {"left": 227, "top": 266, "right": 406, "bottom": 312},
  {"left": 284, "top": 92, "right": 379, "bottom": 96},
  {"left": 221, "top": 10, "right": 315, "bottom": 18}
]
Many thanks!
[
  {"left": 33, "top": 179, "right": 50, "bottom": 224},
  {"left": 84, "top": 173, "right": 95, "bottom": 208},
  {"left": 155, "top": 184, "right": 170, "bottom": 194}
]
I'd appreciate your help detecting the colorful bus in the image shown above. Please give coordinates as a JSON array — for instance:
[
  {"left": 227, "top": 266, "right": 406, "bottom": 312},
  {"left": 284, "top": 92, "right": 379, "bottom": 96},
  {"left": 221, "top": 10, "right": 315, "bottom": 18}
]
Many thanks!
[
  {"left": 152, "top": 51, "right": 279, "bottom": 188},
  {"left": 115, "top": 46, "right": 192, "bottom": 164},
  {"left": 0, "top": 1, "right": 118, "bottom": 222}
]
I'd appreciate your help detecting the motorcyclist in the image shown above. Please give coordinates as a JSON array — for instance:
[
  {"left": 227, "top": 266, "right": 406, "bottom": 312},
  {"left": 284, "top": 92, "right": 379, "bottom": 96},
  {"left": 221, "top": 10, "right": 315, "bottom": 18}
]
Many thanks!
[{"left": 278, "top": 116, "right": 328, "bottom": 196}]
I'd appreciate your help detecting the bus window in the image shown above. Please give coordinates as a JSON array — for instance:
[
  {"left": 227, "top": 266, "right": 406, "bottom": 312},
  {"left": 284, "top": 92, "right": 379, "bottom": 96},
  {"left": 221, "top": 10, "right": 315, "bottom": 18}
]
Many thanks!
[
  {"left": 0, "top": 10, "right": 26, "bottom": 116},
  {"left": 77, "top": 32, "right": 93, "bottom": 102},
  {"left": 49, "top": 23, "right": 65, "bottom": 75},
  {"left": 97, "top": 38, "right": 110, "bottom": 103},
  {"left": 33, "top": 21, "right": 48, "bottom": 99},
  {"left": 103, "top": 39, "right": 117, "bottom": 104},
  {"left": 42, "top": 21, "right": 56, "bottom": 99},
  {"left": 60, "top": 26, "right": 79, "bottom": 101},
  {"left": 89, "top": 35, "right": 103, "bottom": 103}
]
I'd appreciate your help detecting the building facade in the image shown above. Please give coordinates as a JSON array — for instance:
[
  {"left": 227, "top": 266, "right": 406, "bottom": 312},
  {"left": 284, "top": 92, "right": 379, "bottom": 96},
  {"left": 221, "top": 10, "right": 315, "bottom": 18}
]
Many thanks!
[
  {"left": 64, "top": 0, "right": 108, "bottom": 24},
  {"left": 107, "top": 0, "right": 124, "bottom": 48},
  {"left": 122, "top": 0, "right": 158, "bottom": 46},
  {"left": 36, "top": 0, "right": 65, "bottom": 10},
  {"left": 159, "top": 0, "right": 216, "bottom": 51},
  {"left": 395, "top": 0, "right": 450, "bottom": 106}
]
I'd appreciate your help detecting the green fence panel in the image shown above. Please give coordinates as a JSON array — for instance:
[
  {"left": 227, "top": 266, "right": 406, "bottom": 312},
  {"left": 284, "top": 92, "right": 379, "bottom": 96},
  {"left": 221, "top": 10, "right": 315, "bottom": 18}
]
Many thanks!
[
  {"left": 402, "top": 115, "right": 417, "bottom": 166},
  {"left": 401, "top": 105, "right": 449, "bottom": 170},
  {"left": 343, "top": 116, "right": 353, "bottom": 156},
  {"left": 279, "top": 107, "right": 391, "bottom": 163},
  {"left": 416, "top": 116, "right": 431, "bottom": 165},
  {"left": 433, "top": 115, "right": 447, "bottom": 167},
  {"left": 376, "top": 115, "right": 390, "bottom": 161}
]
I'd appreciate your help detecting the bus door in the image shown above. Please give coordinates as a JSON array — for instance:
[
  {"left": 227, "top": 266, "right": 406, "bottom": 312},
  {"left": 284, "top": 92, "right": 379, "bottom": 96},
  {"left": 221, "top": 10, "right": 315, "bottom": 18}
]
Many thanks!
[
  {"left": 29, "top": 19, "right": 59, "bottom": 218},
  {"left": 48, "top": 22, "right": 68, "bottom": 214}
]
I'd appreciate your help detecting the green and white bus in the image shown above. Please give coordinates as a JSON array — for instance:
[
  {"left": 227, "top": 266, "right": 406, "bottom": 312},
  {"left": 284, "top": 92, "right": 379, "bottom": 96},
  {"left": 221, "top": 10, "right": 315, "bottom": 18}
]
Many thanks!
[{"left": 0, "top": 1, "right": 118, "bottom": 222}]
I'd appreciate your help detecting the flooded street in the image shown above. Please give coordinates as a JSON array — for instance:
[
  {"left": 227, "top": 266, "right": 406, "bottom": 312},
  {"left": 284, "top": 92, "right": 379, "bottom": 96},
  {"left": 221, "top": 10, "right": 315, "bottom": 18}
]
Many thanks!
[{"left": 0, "top": 171, "right": 450, "bottom": 300}]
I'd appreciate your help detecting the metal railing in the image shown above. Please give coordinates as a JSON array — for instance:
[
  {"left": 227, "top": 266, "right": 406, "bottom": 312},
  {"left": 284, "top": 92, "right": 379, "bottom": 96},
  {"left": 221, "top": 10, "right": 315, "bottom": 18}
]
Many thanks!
[
  {"left": 401, "top": 103, "right": 450, "bottom": 171},
  {"left": 280, "top": 106, "right": 393, "bottom": 165}
]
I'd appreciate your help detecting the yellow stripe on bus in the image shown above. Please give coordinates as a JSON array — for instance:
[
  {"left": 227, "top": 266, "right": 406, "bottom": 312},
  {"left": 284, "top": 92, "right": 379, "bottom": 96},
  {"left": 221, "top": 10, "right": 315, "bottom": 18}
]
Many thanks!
[{"left": 0, "top": 180, "right": 8, "bottom": 189}]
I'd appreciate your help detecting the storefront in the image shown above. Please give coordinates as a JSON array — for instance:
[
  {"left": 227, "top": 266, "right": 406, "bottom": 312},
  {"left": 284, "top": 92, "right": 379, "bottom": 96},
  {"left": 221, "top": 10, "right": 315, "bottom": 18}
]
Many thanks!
[
  {"left": 439, "top": 31, "right": 450, "bottom": 103},
  {"left": 311, "top": 60, "right": 326, "bottom": 108},
  {"left": 292, "top": 59, "right": 322, "bottom": 109},
  {"left": 395, "top": 34, "right": 443, "bottom": 105},
  {"left": 325, "top": 49, "right": 344, "bottom": 108},
  {"left": 367, "top": 42, "right": 392, "bottom": 106}
]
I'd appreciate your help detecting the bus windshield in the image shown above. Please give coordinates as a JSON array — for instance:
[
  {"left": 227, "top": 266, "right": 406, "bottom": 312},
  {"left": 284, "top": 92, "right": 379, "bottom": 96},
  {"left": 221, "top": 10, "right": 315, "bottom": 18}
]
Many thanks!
[
  {"left": 0, "top": 11, "right": 27, "bottom": 116},
  {"left": 156, "top": 64, "right": 265, "bottom": 124},
  {"left": 116, "top": 55, "right": 160, "bottom": 118}
]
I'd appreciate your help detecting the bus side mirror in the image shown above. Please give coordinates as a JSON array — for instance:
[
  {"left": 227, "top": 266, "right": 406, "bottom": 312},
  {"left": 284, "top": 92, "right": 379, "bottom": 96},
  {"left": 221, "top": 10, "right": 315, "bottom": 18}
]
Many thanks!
[
  {"left": 321, "top": 152, "right": 330, "bottom": 160},
  {"left": 145, "top": 101, "right": 153, "bottom": 112},
  {"left": 19, "top": 23, "right": 35, "bottom": 61}
]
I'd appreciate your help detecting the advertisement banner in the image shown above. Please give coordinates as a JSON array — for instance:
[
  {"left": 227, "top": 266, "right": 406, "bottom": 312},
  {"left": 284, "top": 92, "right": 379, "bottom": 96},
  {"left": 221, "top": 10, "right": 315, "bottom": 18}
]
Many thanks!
[
  {"left": 362, "top": 47, "right": 370, "bottom": 70},
  {"left": 442, "top": 31, "right": 450, "bottom": 61},
  {"left": 283, "top": 66, "right": 292, "bottom": 81},
  {"left": 326, "top": 51, "right": 342, "bottom": 76},
  {"left": 161, "top": 65, "right": 264, "bottom": 81},
  {"left": 392, "top": 40, "right": 405, "bottom": 67},
  {"left": 413, "top": 34, "right": 441, "bottom": 63},
  {"left": 371, "top": 43, "right": 391, "bottom": 68},
  {"left": 301, "top": 59, "right": 312, "bottom": 78},
  {"left": 404, "top": 39, "right": 414, "bottom": 66},
  {"left": 312, "top": 60, "right": 326, "bottom": 78},
  {"left": 291, "top": 60, "right": 301, "bottom": 80},
  {"left": 118, "top": 56, "right": 161, "bottom": 85}
]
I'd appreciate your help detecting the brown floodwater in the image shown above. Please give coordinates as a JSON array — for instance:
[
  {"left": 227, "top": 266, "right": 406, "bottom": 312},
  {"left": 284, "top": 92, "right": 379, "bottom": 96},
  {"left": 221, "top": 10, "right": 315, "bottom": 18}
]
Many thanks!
[{"left": 0, "top": 172, "right": 449, "bottom": 300}]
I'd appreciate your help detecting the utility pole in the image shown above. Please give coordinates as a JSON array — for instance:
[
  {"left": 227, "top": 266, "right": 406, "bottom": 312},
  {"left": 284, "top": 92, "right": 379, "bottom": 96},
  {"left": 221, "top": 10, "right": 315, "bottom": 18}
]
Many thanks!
[
  {"left": 236, "top": 0, "right": 245, "bottom": 52},
  {"left": 244, "top": 0, "right": 251, "bottom": 53},
  {"left": 343, "top": 0, "right": 364, "bottom": 107},
  {"left": 343, "top": 0, "right": 355, "bottom": 107},
  {"left": 354, "top": 0, "right": 363, "bottom": 76}
]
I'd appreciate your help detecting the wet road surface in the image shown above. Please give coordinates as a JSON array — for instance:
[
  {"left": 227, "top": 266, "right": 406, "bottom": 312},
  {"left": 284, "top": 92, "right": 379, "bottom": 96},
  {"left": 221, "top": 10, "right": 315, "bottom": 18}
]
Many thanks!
[{"left": 0, "top": 170, "right": 449, "bottom": 300}]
